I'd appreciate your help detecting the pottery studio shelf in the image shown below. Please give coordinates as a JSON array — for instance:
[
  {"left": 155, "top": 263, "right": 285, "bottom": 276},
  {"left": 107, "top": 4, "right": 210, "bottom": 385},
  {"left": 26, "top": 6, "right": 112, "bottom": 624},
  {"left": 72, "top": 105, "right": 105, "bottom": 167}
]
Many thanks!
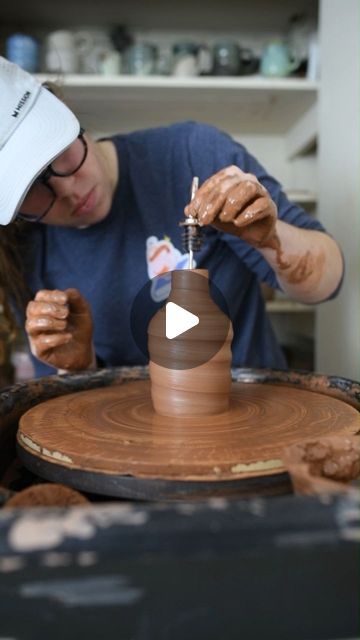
[
  {"left": 36, "top": 74, "right": 318, "bottom": 147},
  {"left": 266, "top": 301, "right": 314, "bottom": 313},
  {"left": 284, "top": 190, "right": 317, "bottom": 204}
]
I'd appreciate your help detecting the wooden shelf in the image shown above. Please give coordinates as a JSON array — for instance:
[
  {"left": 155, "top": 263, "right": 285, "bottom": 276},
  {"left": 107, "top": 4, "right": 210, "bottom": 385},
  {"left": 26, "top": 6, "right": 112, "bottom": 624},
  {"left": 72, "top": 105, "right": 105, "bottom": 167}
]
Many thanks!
[
  {"left": 36, "top": 74, "right": 318, "bottom": 136},
  {"left": 266, "top": 301, "right": 314, "bottom": 313},
  {"left": 284, "top": 190, "right": 317, "bottom": 204},
  {"left": 36, "top": 74, "right": 318, "bottom": 91}
]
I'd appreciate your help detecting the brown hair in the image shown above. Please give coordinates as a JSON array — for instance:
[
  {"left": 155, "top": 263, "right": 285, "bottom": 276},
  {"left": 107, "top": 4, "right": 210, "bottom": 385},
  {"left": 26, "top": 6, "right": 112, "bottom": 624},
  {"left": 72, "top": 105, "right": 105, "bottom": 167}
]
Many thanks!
[
  {"left": 0, "top": 82, "right": 65, "bottom": 337},
  {"left": 0, "top": 221, "right": 30, "bottom": 337}
]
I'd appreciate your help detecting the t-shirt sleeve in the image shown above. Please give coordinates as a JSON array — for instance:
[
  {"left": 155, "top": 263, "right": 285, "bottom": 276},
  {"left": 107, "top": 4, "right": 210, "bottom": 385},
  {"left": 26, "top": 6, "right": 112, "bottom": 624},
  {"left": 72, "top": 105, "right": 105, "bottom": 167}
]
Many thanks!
[{"left": 186, "top": 122, "right": 327, "bottom": 290}]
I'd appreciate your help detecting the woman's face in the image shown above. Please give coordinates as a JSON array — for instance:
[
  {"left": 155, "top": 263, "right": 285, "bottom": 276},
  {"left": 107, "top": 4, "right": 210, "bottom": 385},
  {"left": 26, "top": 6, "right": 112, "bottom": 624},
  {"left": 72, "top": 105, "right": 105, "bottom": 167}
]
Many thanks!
[{"left": 20, "top": 134, "right": 117, "bottom": 228}]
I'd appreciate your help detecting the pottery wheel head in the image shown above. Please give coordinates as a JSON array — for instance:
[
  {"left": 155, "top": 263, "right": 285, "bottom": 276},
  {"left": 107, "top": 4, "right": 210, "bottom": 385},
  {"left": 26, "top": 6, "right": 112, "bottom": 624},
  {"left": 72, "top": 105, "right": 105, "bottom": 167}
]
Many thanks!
[{"left": 18, "top": 380, "right": 360, "bottom": 486}]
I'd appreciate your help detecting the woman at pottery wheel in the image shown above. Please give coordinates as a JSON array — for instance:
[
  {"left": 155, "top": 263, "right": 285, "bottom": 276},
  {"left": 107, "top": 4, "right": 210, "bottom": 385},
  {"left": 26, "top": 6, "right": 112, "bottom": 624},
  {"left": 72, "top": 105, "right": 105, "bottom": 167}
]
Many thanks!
[{"left": 0, "top": 57, "right": 343, "bottom": 377}]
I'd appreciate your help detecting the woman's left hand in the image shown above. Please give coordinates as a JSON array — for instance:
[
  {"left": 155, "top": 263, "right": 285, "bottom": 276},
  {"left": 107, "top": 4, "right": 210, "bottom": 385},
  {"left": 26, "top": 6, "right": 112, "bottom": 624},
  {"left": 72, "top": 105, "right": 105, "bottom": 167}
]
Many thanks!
[
  {"left": 184, "top": 166, "right": 278, "bottom": 248},
  {"left": 25, "top": 288, "right": 95, "bottom": 372}
]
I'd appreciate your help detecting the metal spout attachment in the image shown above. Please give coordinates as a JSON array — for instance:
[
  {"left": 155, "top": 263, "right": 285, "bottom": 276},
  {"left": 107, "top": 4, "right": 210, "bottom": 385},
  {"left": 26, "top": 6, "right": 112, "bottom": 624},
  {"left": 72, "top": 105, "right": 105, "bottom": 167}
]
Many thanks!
[{"left": 179, "top": 177, "right": 203, "bottom": 269}]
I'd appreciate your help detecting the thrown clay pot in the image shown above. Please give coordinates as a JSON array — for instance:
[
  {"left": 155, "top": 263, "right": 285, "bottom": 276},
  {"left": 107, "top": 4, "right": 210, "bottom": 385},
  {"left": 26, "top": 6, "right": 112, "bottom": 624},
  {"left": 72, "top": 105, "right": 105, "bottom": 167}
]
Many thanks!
[{"left": 148, "top": 269, "right": 233, "bottom": 417}]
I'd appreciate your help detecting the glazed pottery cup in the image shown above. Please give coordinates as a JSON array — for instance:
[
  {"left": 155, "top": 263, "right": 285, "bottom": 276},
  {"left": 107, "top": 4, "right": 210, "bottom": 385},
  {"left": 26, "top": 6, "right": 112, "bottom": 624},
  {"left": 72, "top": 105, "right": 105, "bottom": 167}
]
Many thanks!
[{"left": 260, "top": 41, "right": 300, "bottom": 77}]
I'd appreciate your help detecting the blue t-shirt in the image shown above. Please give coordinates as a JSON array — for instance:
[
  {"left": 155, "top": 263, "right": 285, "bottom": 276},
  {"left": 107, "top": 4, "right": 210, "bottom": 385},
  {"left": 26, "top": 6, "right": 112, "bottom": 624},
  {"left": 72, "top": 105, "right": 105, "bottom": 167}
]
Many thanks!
[{"left": 23, "top": 121, "right": 327, "bottom": 377}]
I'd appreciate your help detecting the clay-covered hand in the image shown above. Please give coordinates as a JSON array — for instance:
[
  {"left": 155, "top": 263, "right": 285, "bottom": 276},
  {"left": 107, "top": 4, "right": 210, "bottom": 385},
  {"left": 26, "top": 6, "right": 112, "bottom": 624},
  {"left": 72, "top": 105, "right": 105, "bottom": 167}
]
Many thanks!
[
  {"left": 25, "top": 288, "right": 95, "bottom": 371},
  {"left": 184, "top": 166, "right": 278, "bottom": 248}
]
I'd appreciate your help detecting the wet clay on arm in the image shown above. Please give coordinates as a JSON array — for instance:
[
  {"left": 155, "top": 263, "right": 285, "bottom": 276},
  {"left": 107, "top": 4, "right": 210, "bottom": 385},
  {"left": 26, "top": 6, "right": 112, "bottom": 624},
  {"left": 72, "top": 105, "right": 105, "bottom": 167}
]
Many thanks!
[
  {"left": 259, "top": 220, "right": 344, "bottom": 304},
  {"left": 185, "top": 166, "right": 343, "bottom": 305}
]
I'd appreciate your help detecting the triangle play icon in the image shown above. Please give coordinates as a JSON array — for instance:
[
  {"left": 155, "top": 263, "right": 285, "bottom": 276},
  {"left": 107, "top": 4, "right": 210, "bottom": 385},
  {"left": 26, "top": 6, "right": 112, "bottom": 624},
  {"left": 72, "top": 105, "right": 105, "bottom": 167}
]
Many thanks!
[{"left": 165, "top": 302, "right": 199, "bottom": 340}]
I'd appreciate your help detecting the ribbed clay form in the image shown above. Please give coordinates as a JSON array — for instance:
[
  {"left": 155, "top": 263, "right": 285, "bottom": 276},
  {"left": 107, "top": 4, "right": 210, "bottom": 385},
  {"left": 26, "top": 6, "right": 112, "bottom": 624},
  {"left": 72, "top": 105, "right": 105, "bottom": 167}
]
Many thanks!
[{"left": 148, "top": 269, "right": 233, "bottom": 417}]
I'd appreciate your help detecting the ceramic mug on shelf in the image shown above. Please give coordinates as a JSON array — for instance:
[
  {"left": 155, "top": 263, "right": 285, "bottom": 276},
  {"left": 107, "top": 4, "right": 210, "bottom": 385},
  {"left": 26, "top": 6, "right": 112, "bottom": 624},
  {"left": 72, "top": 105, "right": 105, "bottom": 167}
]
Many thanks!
[
  {"left": 99, "top": 50, "right": 122, "bottom": 75},
  {"left": 6, "top": 33, "right": 39, "bottom": 72},
  {"left": 124, "top": 43, "right": 157, "bottom": 75},
  {"left": 172, "top": 42, "right": 199, "bottom": 76},
  {"left": 171, "top": 42, "right": 213, "bottom": 77},
  {"left": 74, "top": 28, "right": 113, "bottom": 74},
  {"left": 212, "top": 41, "right": 239, "bottom": 76},
  {"left": 260, "top": 40, "right": 300, "bottom": 78},
  {"left": 212, "top": 41, "right": 257, "bottom": 76},
  {"left": 45, "top": 30, "right": 79, "bottom": 74}
]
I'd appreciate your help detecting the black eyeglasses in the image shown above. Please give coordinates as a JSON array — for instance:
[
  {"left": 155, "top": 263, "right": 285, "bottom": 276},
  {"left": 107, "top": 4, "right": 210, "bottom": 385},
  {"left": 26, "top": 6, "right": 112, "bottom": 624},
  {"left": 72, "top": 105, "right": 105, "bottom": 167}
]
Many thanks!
[{"left": 16, "top": 128, "right": 88, "bottom": 223}]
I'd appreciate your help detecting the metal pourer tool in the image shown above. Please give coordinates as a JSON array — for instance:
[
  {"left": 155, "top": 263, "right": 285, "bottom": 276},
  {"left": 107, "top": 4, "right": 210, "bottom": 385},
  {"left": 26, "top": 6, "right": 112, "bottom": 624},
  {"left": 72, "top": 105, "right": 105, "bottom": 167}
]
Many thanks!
[{"left": 179, "top": 176, "right": 203, "bottom": 269}]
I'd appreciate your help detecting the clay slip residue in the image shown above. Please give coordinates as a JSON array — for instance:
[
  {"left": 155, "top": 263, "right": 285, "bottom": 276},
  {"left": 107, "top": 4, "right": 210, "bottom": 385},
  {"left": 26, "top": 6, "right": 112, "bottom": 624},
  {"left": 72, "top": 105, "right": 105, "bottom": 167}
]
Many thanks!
[
  {"left": 20, "top": 433, "right": 73, "bottom": 464},
  {"left": 20, "top": 576, "right": 143, "bottom": 607},
  {"left": 231, "top": 459, "right": 283, "bottom": 473},
  {"left": 9, "top": 505, "right": 149, "bottom": 552}
]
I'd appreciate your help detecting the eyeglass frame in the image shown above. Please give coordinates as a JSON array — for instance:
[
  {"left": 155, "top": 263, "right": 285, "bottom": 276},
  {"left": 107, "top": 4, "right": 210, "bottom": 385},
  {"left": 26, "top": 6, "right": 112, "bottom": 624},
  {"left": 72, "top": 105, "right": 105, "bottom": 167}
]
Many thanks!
[{"left": 16, "top": 127, "right": 88, "bottom": 224}]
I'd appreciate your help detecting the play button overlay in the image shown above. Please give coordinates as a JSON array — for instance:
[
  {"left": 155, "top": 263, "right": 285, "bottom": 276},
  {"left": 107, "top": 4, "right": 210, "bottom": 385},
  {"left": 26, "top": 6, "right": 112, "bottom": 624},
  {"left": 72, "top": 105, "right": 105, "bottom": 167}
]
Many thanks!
[
  {"left": 130, "top": 270, "right": 231, "bottom": 370},
  {"left": 166, "top": 302, "right": 199, "bottom": 339}
]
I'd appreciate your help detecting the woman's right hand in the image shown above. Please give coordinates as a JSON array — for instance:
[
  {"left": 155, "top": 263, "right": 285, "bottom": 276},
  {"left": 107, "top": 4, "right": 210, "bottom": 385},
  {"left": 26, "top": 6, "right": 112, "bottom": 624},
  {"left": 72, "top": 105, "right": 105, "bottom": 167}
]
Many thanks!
[{"left": 25, "top": 288, "right": 95, "bottom": 372}]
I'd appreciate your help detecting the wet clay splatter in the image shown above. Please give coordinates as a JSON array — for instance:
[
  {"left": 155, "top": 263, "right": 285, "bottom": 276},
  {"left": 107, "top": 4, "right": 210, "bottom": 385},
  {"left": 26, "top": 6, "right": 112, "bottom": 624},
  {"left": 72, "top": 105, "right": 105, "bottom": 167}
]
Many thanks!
[
  {"left": 283, "top": 436, "right": 360, "bottom": 495},
  {"left": 262, "top": 234, "right": 326, "bottom": 289}
]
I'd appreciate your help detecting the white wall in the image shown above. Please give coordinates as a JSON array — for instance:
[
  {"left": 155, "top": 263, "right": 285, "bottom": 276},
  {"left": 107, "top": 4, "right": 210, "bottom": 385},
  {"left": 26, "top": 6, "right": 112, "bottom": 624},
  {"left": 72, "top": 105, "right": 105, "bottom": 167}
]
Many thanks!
[{"left": 316, "top": 0, "right": 360, "bottom": 379}]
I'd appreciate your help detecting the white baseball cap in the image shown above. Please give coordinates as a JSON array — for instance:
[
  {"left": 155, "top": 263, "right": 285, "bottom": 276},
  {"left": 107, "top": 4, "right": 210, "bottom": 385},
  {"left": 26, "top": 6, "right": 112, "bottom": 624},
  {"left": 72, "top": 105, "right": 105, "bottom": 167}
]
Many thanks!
[{"left": 0, "top": 56, "right": 80, "bottom": 225}]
